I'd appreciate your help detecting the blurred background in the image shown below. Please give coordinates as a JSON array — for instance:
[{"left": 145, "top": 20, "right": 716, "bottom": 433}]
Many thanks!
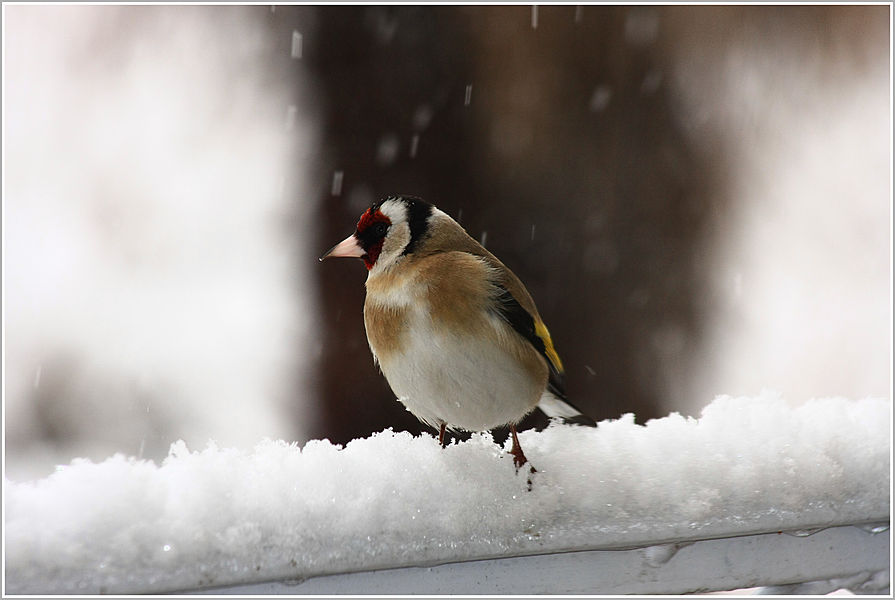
[{"left": 3, "top": 4, "right": 890, "bottom": 481}]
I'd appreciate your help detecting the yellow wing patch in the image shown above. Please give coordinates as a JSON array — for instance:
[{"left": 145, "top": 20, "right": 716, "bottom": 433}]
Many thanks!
[{"left": 534, "top": 318, "right": 564, "bottom": 374}]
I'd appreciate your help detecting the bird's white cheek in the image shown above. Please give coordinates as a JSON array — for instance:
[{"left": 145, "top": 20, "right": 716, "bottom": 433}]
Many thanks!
[{"left": 367, "top": 223, "right": 411, "bottom": 274}]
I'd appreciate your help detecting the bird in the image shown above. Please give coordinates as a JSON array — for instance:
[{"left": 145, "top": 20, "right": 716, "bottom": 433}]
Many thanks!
[{"left": 320, "top": 195, "right": 595, "bottom": 476}]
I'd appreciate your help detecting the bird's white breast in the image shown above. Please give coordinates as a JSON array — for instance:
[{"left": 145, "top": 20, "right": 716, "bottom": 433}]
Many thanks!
[{"left": 370, "top": 299, "right": 543, "bottom": 432}]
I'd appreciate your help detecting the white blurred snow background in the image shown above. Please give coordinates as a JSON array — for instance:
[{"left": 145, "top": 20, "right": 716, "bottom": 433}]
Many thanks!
[
  {"left": 659, "top": 8, "right": 891, "bottom": 412},
  {"left": 4, "top": 5, "right": 320, "bottom": 481},
  {"left": 2, "top": 4, "right": 891, "bottom": 595}
]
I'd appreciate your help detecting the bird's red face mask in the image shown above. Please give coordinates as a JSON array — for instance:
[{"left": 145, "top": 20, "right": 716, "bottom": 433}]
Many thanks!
[{"left": 319, "top": 207, "right": 392, "bottom": 270}]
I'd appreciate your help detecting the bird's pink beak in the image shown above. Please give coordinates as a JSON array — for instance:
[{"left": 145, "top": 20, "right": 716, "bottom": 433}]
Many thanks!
[{"left": 319, "top": 234, "right": 365, "bottom": 261}]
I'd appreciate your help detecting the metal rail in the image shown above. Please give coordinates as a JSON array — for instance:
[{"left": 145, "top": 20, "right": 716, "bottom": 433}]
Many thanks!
[{"left": 193, "top": 523, "right": 890, "bottom": 595}]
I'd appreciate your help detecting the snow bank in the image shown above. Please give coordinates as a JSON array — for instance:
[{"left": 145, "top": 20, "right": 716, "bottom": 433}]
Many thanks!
[{"left": 4, "top": 393, "right": 889, "bottom": 594}]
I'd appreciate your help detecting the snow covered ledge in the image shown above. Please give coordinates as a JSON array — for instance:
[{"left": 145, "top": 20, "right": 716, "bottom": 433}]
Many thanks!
[{"left": 5, "top": 393, "right": 890, "bottom": 595}]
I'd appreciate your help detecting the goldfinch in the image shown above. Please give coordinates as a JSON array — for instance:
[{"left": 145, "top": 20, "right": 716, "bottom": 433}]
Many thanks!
[{"left": 320, "top": 195, "right": 594, "bottom": 472}]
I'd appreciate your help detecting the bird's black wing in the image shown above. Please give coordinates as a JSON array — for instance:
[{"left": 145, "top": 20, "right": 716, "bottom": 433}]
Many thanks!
[{"left": 492, "top": 284, "right": 565, "bottom": 393}]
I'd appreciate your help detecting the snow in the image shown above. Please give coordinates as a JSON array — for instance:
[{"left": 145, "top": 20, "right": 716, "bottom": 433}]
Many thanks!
[
  {"left": 331, "top": 170, "right": 344, "bottom": 196},
  {"left": 412, "top": 104, "right": 433, "bottom": 131},
  {"left": 664, "top": 11, "right": 890, "bottom": 415},
  {"left": 376, "top": 133, "right": 401, "bottom": 166},
  {"left": 4, "top": 5, "right": 320, "bottom": 481},
  {"left": 5, "top": 392, "right": 889, "bottom": 594},
  {"left": 588, "top": 84, "right": 612, "bottom": 112},
  {"left": 290, "top": 30, "right": 303, "bottom": 59},
  {"left": 624, "top": 7, "right": 659, "bottom": 46}
]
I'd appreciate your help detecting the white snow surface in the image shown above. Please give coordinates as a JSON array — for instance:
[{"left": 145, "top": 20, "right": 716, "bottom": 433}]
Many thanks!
[{"left": 4, "top": 393, "right": 890, "bottom": 594}]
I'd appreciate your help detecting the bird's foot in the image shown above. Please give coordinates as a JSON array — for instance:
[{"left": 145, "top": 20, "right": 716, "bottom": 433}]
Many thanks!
[
  {"left": 511, "top": 446, "right": 534, "bottom": 472},
  {"left": 519, "top": 463, "right": 537, "bottom": 491},
  {"left": 438, "top": 422, "right": 447, "bottom": 448},
  {"left": 510, "top": 424, "right": 536, "bottom": 490}
]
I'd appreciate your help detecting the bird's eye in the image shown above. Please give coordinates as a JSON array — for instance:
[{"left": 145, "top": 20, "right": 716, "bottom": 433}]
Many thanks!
[{"left": 372, "top": 222, "right": 389, "bottom": 238}]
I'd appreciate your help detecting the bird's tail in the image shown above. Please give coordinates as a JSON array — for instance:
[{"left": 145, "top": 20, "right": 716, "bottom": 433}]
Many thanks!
[{"left": 537, "top": 392, "right": 597, "bottom": 427}]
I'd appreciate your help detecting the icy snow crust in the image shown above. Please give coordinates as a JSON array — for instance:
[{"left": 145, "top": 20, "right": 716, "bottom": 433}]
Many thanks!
[{"left": 5, "top": 393, "right": 890, "bottom": 594}]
